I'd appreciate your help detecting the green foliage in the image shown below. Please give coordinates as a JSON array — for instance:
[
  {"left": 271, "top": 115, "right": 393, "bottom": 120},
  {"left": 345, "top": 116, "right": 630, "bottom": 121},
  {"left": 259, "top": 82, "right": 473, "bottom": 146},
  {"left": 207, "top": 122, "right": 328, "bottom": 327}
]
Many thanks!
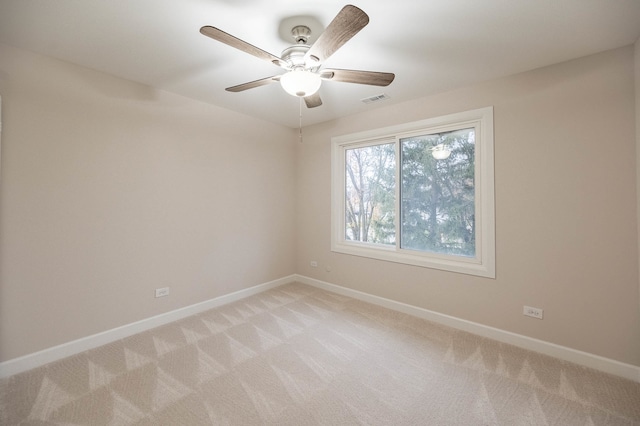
[{"left": 401, "top": 129, "right": 475, "bottom": 256}]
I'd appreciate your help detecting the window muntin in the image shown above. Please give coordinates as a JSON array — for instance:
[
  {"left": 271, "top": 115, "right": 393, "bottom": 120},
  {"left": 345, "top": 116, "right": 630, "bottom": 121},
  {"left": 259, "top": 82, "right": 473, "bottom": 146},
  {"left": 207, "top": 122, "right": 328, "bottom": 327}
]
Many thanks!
[{"left": 331, "top": 107, "right": 495, "bottom": 278}]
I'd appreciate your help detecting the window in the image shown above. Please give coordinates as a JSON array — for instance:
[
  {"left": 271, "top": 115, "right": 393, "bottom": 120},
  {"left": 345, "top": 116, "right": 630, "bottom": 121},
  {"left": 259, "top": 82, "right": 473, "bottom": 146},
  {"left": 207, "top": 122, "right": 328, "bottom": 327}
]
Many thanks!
[{"left": 331, "top": 107, "right": 495, "bottom": 278}]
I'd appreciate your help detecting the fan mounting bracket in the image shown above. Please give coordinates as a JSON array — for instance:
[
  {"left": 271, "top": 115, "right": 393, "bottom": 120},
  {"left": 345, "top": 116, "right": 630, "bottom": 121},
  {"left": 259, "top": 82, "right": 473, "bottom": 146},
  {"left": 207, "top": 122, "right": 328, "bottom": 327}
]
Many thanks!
[{"left": 291, "top": 25, "right": 312, "bottom": 44}]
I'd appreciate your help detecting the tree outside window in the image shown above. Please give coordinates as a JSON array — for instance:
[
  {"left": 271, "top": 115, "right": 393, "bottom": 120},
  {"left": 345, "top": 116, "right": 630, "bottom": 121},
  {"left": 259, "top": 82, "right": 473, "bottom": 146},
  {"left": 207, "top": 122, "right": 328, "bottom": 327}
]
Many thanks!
[{"left": 400, "top": 128, "right": 475, "bottom": 257}]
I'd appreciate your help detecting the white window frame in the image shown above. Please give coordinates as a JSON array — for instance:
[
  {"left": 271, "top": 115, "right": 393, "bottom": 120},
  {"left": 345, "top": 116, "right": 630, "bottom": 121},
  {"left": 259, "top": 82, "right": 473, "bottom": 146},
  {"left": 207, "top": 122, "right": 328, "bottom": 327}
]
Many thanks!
[{"left": 331, "top": 107, "right": 495, "bottom": 278}]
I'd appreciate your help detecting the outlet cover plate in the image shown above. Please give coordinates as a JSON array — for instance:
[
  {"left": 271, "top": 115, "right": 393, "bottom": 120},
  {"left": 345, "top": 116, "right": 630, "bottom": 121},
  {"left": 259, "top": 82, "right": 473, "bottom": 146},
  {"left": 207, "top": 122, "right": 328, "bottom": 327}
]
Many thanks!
[
  {"left": 523, "top": 305, "right": 543, "bottom": 319},
  {"left": 155, "top": 287, "right": 170, "bottom": 298}
]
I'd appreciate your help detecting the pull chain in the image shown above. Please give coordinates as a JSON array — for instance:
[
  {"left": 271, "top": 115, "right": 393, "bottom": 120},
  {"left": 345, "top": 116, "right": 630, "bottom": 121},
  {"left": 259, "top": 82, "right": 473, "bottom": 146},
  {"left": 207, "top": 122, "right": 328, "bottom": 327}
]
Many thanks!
[{"left": 299, "top": 96, "right": 303, "bottom": 143}]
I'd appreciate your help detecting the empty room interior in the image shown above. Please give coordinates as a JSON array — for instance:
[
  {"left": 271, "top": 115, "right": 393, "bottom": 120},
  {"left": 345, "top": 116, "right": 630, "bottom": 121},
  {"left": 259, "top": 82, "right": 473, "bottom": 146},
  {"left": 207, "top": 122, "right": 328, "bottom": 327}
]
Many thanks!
[{"left": 1, "top": 0, "right": 640, "bottom": 424}]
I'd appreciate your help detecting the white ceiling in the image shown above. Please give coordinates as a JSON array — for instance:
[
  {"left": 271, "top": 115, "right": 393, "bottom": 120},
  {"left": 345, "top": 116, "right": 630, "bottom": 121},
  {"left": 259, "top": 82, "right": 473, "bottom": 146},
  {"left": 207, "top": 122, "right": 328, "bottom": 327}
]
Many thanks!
[{"left": 1, "top": 0, "right": 639, "bottom": 128}]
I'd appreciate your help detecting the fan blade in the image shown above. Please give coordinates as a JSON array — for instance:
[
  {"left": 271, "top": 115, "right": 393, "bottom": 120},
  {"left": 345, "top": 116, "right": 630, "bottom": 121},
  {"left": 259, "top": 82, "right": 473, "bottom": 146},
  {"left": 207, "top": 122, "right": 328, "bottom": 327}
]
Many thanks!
[
  {"left": 304, "top": 5, "right": 369, "bottom": 64},
  {"left": 200, "top": 26, "right": 286, "bottom": 67},
  {"left": 320, "top": 69, "right": 395, "bottom": 86},
  {"left": 226, "top": 75, "right": 281, "bottom": 92},
  {"left": 304, "top": 92, "right": 323, "bottom": 108}
]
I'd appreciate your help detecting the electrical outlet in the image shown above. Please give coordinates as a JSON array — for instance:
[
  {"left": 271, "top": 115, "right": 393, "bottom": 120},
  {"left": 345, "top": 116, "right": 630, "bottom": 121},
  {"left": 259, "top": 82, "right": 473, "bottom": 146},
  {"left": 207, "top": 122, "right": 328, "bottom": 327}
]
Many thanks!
[
  {"left": 523, "top": 305, "right": 543, "bottom": 319},
  {"left": 155, "top": 287, "right": 170, "bottom": 298},
  {"left": 310, "top": 261, "right": 318, "bottom": 267}
]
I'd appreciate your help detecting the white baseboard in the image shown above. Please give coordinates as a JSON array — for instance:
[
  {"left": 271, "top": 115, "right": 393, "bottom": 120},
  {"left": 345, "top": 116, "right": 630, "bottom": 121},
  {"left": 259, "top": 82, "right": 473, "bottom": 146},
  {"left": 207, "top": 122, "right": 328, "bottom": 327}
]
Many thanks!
[
  {"left": 295, "top": 274, "right": 640, "bottom": 383},
  {"left": 3, "top": 274, "right": 638, "bottom": 383},
  {"left": 0, "top": 275, "right": 296, "bottom": 379}
]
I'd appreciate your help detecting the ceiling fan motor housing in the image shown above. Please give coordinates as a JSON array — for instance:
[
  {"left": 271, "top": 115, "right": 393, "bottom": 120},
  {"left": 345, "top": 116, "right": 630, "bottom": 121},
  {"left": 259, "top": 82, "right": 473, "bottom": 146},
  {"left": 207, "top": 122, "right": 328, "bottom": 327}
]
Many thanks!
[{"left": 280, "top": 44, "right": 311, "bottom": 68}]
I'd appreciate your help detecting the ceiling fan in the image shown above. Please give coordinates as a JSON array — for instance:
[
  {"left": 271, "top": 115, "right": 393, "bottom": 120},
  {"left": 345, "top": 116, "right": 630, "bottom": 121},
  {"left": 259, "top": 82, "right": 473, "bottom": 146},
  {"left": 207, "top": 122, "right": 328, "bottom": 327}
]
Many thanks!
[{"left": 200, "top": 4, "right": 395, "bottom": 108}]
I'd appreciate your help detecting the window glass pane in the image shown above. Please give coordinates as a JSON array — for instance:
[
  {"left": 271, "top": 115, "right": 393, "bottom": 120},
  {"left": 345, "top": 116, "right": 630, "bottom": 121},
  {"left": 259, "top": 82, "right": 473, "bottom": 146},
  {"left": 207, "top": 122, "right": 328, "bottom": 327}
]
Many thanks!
[
  {"left": 345, "top": 143, "right": 395, "bottom": 245},
  {"left": 400, "top": 128, "right": 475, "bottom": 256}
]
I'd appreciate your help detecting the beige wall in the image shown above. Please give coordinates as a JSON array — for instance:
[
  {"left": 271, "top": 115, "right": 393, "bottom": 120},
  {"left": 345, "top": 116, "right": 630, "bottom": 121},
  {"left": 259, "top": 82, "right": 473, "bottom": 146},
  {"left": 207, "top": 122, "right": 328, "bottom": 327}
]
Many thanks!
[
  {"left": 0, "top": 43, "right": 297, "bottom": 361},
  {"left": 636, "top": 38, "right": 640, "bottom": 314},
  {"left": 296, "top": 46, "right": 640, "bottom": 366}
]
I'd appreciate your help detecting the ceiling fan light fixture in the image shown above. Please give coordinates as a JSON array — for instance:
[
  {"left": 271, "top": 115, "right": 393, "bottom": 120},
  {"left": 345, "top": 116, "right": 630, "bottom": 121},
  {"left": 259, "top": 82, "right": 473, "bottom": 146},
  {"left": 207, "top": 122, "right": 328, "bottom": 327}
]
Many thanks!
[
  {"left": 280, "top": 69, "right": 322, "bottom": 97},
  {"left": 201, "top": 5, "right": 394, "bottom": 109},
  {"left": 431, "top": 144, "right": 451, "bottom": 160}
]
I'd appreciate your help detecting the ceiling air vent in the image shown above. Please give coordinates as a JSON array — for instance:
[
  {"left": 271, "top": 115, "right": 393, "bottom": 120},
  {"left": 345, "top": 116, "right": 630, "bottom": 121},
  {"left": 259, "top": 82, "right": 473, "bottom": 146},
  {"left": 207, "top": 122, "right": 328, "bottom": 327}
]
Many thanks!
[{"left": 361, "top": 93, "right": 390, "bottom": 104}]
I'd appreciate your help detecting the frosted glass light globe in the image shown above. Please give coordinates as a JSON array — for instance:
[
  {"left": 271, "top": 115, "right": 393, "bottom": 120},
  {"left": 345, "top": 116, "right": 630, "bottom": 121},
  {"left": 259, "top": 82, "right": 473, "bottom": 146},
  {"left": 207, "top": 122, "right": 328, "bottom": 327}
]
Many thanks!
[
  {"left": 280, "top": 69, "right": 322, "bottom": 97},
  {"left": 432, "top": 144, "right": 451, "bottom": 160}
]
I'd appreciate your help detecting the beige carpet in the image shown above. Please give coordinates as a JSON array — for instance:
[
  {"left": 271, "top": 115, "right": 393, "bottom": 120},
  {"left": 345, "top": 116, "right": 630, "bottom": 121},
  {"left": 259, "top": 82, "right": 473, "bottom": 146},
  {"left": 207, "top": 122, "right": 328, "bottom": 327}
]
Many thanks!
[{"left": 1, "top": 282, "right": 639, "bottom": 425}]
